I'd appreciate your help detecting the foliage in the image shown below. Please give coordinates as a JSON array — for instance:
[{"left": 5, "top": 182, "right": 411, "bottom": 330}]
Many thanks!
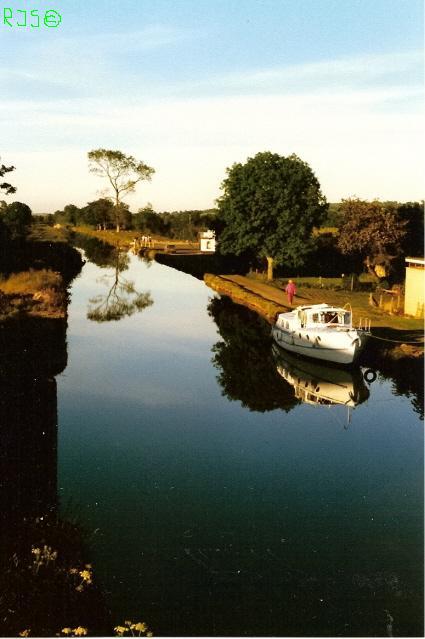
[
  {"left": 396, "top": 200, "right": 424, "bottom": 258},
  {"left": 321, "top": 202, "right": 344, "bottom": 228},
  {"left": 52, "top": 202, "right": 218, "bottom": 240},
  {"left": 133, "top": 204, "right": 166, "bottom": 235},
  {"left": 0, "top": 157, "right": 17, "bottom": 195},
  {"left": 337, "top": 198, "right": 408, "bottom": 277},
  {"left": 159, "top": 209, "right": 217, "bottom": 240},
  {"left": 88, "top": 149, "right": 154, "bottom": 231},
  {"left": 0, "top": 513, "right": 112, "bottom": 637},
  {"left": 216, "top": 151, "right": 327, "bottom": 273},
  {"left": 0, "top": 200, "right": 32, "bottom": 239}
]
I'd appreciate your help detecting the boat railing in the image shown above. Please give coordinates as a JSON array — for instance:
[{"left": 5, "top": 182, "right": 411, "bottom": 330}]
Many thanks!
[{"left": 357, "top": 317, "right": 371, "bottom": 332}]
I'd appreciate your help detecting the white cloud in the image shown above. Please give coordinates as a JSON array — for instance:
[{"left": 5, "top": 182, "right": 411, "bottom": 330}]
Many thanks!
[
  {"left": 205, "top": 50, "right": 423, "bottom": 88},
  {"left": 2, "top": 49, "right": 423, "bottom": 211}
]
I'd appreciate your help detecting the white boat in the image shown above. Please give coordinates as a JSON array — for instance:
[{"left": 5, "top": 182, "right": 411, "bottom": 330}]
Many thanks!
[
  {"left": 271, "top": 303, "right": 370, "bottom": 365},
  {"left": 272, "top": 344, "right": 370, "bottom": 407}
]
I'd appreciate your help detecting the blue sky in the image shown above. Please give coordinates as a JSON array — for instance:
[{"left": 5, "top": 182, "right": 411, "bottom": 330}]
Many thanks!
[{"left": 1, "top": 0, "right": 423, "bottom": 212}]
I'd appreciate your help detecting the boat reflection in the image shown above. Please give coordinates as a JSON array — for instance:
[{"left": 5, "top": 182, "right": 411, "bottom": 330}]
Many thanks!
[{"left": 272, "top": 344, "right": 370, "bottom": 408}]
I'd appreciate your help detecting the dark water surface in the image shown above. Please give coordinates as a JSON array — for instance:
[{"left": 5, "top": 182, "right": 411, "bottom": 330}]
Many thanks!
[{"left": 3, "top": 249, "right": 423, "bottom": 637}]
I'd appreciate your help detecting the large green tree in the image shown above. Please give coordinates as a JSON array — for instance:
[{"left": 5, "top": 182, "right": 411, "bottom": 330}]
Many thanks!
[
  {"left": 216, "top": 152, "right": 327, "bottom": 279},
  {"left": 337, "top": 198, "right": 407, "bottom": 279},
  {"left": 88, "top": 149, "right": 154, "bottom": 232}
]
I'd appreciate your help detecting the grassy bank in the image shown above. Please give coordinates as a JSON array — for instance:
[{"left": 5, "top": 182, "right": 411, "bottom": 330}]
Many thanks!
[
  {"left": 66, "top": 225, "right": 423, "bottom": 356},
  {"left": 0, "top": 269, "right": 66, "bottom": 319},
  {"left": 0, "top": 224, "right": 84, "bottom": 321},
  {"left": 72, "top": 225, "right": 198, "bottom": 251},
  {"left": 204, "top": 273, "right": 424, "bottom": 358}
]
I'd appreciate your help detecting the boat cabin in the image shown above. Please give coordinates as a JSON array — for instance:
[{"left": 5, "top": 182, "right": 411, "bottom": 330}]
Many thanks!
[{"left": 294, "top": 305, "right": 352, "bottom": 329}]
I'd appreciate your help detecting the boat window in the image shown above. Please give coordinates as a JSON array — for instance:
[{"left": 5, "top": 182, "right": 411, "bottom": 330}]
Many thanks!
[
  {"left": 324, "top": 312, "right": 339, "bottom": 324},
  {"left": 343, "top": 312, "right": 351, "bottom": 326},
  {"left": 312, "top": 313, "right": 319, "bottom": 322}
]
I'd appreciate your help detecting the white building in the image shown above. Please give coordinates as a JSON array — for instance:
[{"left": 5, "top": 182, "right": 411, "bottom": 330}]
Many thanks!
[
  {"left": 199, "top": 230, "right": 216, "bottom": 253},
  {"left": 404, "top": 257, "right": 424, "bottom": 318}
]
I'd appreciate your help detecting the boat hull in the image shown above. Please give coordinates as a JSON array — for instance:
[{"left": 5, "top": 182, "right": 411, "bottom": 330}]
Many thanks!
[{"left": 271, "top": 324, "right": 369, "bottom": 365}]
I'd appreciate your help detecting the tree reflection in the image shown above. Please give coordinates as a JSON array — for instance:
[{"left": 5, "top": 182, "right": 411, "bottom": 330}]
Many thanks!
[
  {"left": 72, "top": 232, "right": 117, "bottom": 268},
  {"left": 208, "top": 296, "right": 300, "bottom": 412},
  {"left": 87, "top": 250, "right": 153, "bottom": 322}
]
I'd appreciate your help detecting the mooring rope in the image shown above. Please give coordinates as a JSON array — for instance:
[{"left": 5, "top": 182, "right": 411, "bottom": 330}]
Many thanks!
[{"left": 370, "top": 334, "right": 424, "bottom": 345}]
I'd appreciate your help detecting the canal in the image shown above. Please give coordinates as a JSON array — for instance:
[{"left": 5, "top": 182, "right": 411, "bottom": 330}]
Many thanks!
[{"left": 4, "top": 246, "right": 423, "bottom": 636}]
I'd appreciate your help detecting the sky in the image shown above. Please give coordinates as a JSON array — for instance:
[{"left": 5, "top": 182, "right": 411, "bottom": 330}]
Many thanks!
[{"left": 1, "top": 0, "right": 424, "bottom": 213}]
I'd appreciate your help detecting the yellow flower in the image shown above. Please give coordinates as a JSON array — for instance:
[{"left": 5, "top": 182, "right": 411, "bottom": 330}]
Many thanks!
[
  {"left": 31, "top": 547, "right": 41, "bottom": 555},
  {"left": 124, "top": 621, "right": 132, "bottom": 627},
  {"left": 114, "top": 626, "right": 127, "bottom": 636},
  {"left": 61, "top": 629, "right": 72, "bottom": 636},
  {"left": 73, "top": 627, "right": 88, "bottom": 637},
  {"left": 69, "top": 568, "right": 79, "bottom": 575},
  {"left": 19, "top": 630, "right": 31, "bottom": 637},
  {"left": 147, "top": 632, "right": 153, "bottom": 637},
  {"left": 131, "top": 623, "right": 147, "bottom": 633},
  {"left": 79, "top": 570, "right": 92, "bottom": 583}
]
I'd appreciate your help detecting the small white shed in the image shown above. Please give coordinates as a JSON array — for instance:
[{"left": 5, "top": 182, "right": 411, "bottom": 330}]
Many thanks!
[
  {"left": 200, "top": 230, "right": 216, "bottom": 253},
  {"left": 404, "top": 257, "right": 424, "bottom": 318}
]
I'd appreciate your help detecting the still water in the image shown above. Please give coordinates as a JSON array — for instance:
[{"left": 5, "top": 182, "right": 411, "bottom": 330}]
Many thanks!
[{"left": 11, "top": 247, "right": 425, "bottom": 636}]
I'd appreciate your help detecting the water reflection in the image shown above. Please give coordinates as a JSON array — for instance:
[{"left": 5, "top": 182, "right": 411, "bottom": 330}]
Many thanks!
[
  {"left": 0, "top": 313, "right": 113, "bottom": 636},
  {"left": 0, "top": 316, "right": 66, "bottom": 524},
  {"left": 72, "top": 232, "right": 117, "bottom": 268},
  {"left": 365, "top": 351, "right": 424, "bottom": 419},
  {"left": 71, "top": 234, "right": 153, "bottom": 323},
  {"left": 87, "top": 251, "right": 153, "bottom": 322},
  {"left": 208, "top": 296, "right": 300, "bottom": 412},
  {"left": 272, "top": 343, "right": 370, "bottom": 408}
]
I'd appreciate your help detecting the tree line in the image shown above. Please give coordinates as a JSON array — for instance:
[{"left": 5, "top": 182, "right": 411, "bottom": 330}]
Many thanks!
[
  {"left": 215, "top": 151, "right": 423, "bottom": 281},
  {"left": 1, "top": 150, "right": 423, "bottom": 285},
  {"left": 47, "top": 201, "right": 217, "bottom": 240}
]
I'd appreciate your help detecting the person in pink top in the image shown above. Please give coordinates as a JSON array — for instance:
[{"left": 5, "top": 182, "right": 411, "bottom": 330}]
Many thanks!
[{"left": 285, "top": 279, "right": 297, "bottom": 305}]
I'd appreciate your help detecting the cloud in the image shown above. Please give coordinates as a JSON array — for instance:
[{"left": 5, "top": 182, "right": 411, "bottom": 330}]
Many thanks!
[
  {"left": 157, "top": 49, "right": 423, "bottom": 98},
  {"left": 1, "top": 23, "right": 204, "bottom": 99},
  {"left": 211, "top": 50, "right": 423, "bottom": 87},
  {"left": 2, "top": 48, "right": 423, "bottom": 210}
]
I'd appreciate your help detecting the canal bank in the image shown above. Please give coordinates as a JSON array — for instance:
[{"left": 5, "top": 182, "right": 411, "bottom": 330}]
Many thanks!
[
  {"left": 203, "top": 273, "right": 424, "bottom": 361},
  {"left": 61, "top": 227, "right": 424, "bottom": 360}
]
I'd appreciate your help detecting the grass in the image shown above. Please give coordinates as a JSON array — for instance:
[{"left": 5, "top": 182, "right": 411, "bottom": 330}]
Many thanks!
[
  {"left": 73, "top": 225, "right": 199, "bottom": 251},
  {"left": 0, "top": 269, "right": 62, "bottom": 295},
  {"left": 0, "top": 269, "right": 65, "bottom": 318},
  {"left": 249, "top": 272, "right": 376, "bottom": 290},
  {"left": 29, "top": 224, "right": 70, "bottom": 243}
]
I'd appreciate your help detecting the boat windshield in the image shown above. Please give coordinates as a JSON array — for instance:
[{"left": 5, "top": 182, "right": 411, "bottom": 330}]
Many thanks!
[{"left": 312, "top": 310, "right": 351, "bottom": 326}]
